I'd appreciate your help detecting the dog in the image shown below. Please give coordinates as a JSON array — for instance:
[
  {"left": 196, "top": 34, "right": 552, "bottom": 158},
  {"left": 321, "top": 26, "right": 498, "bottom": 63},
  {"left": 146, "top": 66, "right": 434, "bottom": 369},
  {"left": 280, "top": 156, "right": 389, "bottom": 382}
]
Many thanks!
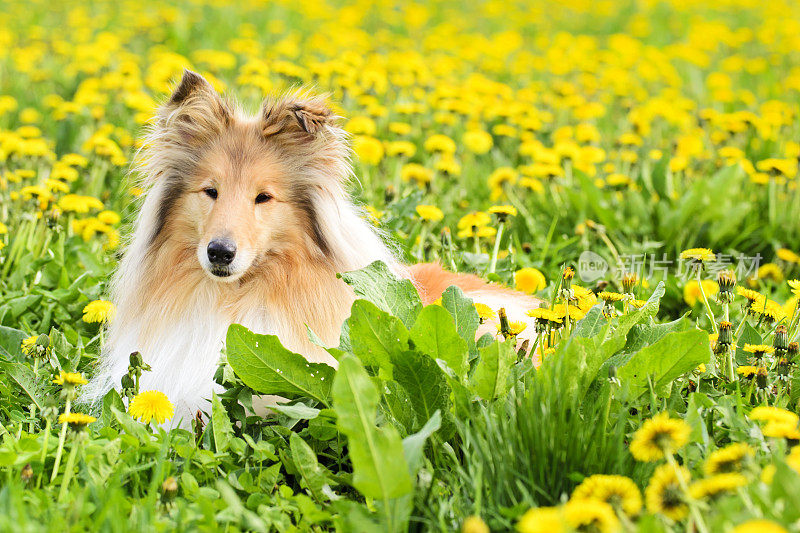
[{"left": 83, "top": 70, "right": 539, "bottom": 422}]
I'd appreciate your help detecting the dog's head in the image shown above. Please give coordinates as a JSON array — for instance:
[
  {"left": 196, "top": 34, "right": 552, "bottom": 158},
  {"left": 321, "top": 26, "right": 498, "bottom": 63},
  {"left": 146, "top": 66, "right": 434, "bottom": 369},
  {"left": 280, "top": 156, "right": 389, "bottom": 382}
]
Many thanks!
[{"left": 142, "top": 70, "right": 349, "bottom": 282}]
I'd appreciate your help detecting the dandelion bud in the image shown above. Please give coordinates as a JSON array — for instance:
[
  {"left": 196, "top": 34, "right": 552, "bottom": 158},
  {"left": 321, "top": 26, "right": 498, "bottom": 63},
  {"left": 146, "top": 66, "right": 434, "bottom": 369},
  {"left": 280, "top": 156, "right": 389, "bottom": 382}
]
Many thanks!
[
  {"left": 789, "top": 342, "right": 799, "bottom": 362},
  {"left": 622, "top": 272, "right": 638, "bottom": 294},
  {"left": 777, "top": 357, "right": 791, "bottom": 381},
  {"left": 120, "top": 374, "right": 135, "bottom": 390},
  {"left": 129, "top": 351, "right": 143, "bottom": 368},
  {"left": 516, "top": 340, "right": 530, "bottom": 361},
  {"left": 717, "top": 270, "right": 736, "bottom": 303},
  {"left": 774, "top": 325, "right": 789, "bottom": 353},
  {"left": 560, "top": 267, "right": 575, "bottom": 296},
  {"left": 756, "top": 367, "right": 768, "bottom": 390},
  {"left": 498, "top": 307, "right": 510, "bottom": 338},
  {"left": 21, "top": 463, "right": 33, "bottom": 484},
  {"left": 718, "top": 321, "right": 733, "bottom": 347},
  {"left": 35, "top": 333, "right": 49, "bottom": 350},
  {"left": 161, "top": 476, "right": 179, "bottom": 502},
  {"left": 384, "top": 185, "right": 395, "bottom": 203}
]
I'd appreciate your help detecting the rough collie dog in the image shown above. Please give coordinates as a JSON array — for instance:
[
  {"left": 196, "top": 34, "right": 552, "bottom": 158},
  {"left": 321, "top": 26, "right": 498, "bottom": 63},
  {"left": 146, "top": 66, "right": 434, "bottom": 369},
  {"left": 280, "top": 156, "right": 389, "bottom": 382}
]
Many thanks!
[{"left": 84, "top": 70, "right": 538, "bottom": 421}]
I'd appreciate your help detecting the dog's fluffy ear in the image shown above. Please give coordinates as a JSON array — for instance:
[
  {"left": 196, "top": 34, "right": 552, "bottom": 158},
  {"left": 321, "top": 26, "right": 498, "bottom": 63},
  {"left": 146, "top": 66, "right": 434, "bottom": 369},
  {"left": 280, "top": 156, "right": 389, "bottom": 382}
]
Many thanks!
[
  {"left": 261, "top": 96, "right": 338, "bottom": 138},
  {"left": 158, "top": 69, "right": 231, "bottom": 144}
]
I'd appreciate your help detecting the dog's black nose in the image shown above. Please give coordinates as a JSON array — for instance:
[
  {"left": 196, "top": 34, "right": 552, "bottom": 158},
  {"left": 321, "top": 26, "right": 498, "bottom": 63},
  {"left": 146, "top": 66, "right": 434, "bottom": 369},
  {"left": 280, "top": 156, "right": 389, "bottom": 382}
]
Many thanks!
[{"left": 207, "top": 239, "right": 236, "bottom": 266}]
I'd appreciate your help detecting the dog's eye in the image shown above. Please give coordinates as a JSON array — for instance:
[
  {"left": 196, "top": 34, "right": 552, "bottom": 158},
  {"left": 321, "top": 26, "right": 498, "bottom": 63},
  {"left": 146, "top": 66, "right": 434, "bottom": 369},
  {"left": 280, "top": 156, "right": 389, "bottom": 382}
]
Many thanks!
[
  {"left": 255, "top": 193, "right": 272, "bottom": 204},
  {"left": 204, "top": 188, "right": 218, "bottom": 200}
]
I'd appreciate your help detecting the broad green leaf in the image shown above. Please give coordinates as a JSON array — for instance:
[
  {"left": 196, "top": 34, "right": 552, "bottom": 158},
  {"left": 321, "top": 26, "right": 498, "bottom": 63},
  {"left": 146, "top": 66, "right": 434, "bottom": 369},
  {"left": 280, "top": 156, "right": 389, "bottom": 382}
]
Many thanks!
[
  {"left": 623, "top": 315, "right": 693, "bottom": 354},
  {"left": 290, "top": 432, "right": 331, "bottom": 502},
  {"left": 409, "top": 304, "right": 468, "bottom": 378},
  {"left": 0, "top": 360, "right": 43, "bottom": 410},
  {"left": 332, "top": 356, "right": 413, "bottom": 503},
  {"left": 0, "top": 326, "right": 26, "bottom": 359},
  {"left": 271, "top": 404, "right": 321, "bottom": 420},
  {"left": 338, "top": 261, "right": 422, "bottom": 328},
  {"left": 226, "top": 324, "right": 335, "bottom": 406},
  {"left": 735, "top": 321, "right": 761, "bottom": 365},
  {"left": 347, "top": 299, "right": 409, "bottom": 376},
  {"left": 470, "top": 341, "right": 515, "bottom": 401},
  {"left": 111, "top": 406, "right": 150, "bottom": 441},
  {"left": 211, "top": 392, "right": 234, "bottom": 453},
  {"left": 402, "top": 410, "right": 441, "bottom": 474},
  {"left": 391, "top": 349, "right": 453, "bottom": 439},
  {"left": 572, "top": 307, "right": 607, "bottom": 338},
  {"left": 440, "top": 286, "right": 480, "bottom": 357},
  {"left": 380, "top": 381, "right": 417, "bottom": 437},
  {"left": 544, "top": 282, "right": 667, "bottom": 398},
  {"left": 101, "top": 388, "right": 126, "bottom": 428},
  {"left": 618, "top": 329, "right": 711, "bottom": 398}
]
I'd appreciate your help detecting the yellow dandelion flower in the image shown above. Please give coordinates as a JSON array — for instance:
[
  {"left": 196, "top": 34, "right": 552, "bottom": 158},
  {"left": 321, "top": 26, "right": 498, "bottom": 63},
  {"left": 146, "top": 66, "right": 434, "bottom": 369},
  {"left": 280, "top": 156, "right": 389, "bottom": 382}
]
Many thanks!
[
  {"left": 563, "top": 499, "right": 620, "bottom": 533},
  {"left": 97, "top": 210, "right": 121, "bottom": 225},
  {"left": 58, "top": 194, "right": 104, "bottom": 214},
  {"left": 680, "top": 248, "right": 715, "bottom": 262},
  {"left": 777, "top": 249, "right": 800, "bottom": 264},
  {"left": 353, "top": 135, "right": 384, "bottom": 165},
  {"left": 21, "top": 335, "right": 38, "bottom": 355},
  {"left": 129, "top": 390, "right": 175, "bottom": 424},
  {"left": 789, "top": 280, "right": 800, "bottom": 296},
  {"left": 463, "top": 130, "right": 493, "bottom": 155},
  {"left": 415, "top": 205, "right": 444, "bottom": 222},
  {"left": 58, "top": 412, "right": 96, "bottom": 430},
  {"left": 737, "top": 365, "right": 758, "bottom": 378},
  {"left": 52, "top": 371, "right": 88, "bottom": 386},
  {"left": 553, "top": 303, "right": 586, "bottom": 321},
  {"left": 570, "top": 474, "right": 642, "bottom": 517},
  {"left": 488, "top": 205, "right": 517, "bottom": 217},
  {"left": 762, "top": 421, "right": 800, "bottom": 440},
  {"left": 82, "top": 300, "right": 116, "bottom": 324},
  {"left": 424, "top": 134, "right": 456, "bottom": 154},
  {"left": 630, "top": 412, "right": 690, "bottom": 461},
  {"left": 743, "top": 344, "right": 775, "bottom": 356},
  {"left": 645, "top": 463, "right": 690, "bottom": 521},
  {"left": 498, "top": 321, "right": 527, "bottom": 336},
  {"left": 401, "top": 163, "right": 434, "bottom": 187},
  {"left": 516, "top": 506, "right": 564, "bottom": 533},
  {"left": 756, "top": 158, "right": 797, "bottom": 178},
  {"left": 487, "top": 167, "right": 518, "bottom": 189},
  {"left": 527, "top": 307, "right": 563, "bottom": 324},
  {"left": 731, "top": 520, "right": 788, "bottom": 533},
  {"left": 737, "top": 286, "right": 763, "bottom": 302},
  {"left": 515, "top": 268, "right": 546, "bottom": 294},
  {"left": 461, "top": 516, "right": 489, "bottom": 533},
  {"left": 704, "top": 443, "right": 753, "bottom": 475},
  {"left": 598, "top": 291, "right": 625, "bottom": 303},
  {"left": 457, "top": 212, "right": 491, "bottom": 230},
  {"left": 688, "top": 473, "right": 748, "bottom": 500},
  {"left": 473, "top": 303, "right": 496, "bottom": 321},
  {"left": 756, "top": 263, "right": 783, "bottom": 284},
  {"left": 683, "top": 280, "right": 719, "bottom": 307}
]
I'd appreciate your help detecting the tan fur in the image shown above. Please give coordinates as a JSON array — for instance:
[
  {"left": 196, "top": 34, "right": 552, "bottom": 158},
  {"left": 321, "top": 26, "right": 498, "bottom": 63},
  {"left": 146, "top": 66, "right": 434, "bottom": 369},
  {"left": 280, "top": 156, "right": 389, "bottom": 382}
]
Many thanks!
[{"left": 89, "top": 71, "right": 541, "bottom": 416}]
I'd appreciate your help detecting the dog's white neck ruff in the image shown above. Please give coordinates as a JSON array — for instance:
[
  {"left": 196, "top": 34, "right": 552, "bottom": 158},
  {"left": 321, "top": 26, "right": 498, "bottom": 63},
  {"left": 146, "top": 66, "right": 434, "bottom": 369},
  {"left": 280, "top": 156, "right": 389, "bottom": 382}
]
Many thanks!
[{"left": 83, "top": 177, "right": 401, "bottom": 425}]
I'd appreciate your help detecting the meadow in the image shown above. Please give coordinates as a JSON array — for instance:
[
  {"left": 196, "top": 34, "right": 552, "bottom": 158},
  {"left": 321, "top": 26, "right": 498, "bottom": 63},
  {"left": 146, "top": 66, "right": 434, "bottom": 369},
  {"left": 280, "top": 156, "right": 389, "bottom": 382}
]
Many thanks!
[{"left": 1, "top": 0, "right": 800, "bottom": 531}]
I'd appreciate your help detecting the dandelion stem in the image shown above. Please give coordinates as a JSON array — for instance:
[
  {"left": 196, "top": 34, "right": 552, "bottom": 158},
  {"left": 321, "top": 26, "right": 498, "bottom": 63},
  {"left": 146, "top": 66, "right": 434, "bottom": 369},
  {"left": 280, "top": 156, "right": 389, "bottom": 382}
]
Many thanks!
[
  {"left": 50, "top": 396, "right": 71, "bottom": 482},
  {"left": 665, "top": 452, "right": 709, "bottom": 533},
  {"left": 697, "top": 270, "right": 717, "bottom": 333},
  {"left": 57, "top": 437, "right": 80, "bottom": 502},
  {"left": 487, "top": 221, "right": 504, "bottom": 274},
  {"left": 29, "top": 358, "right": 39, "bottom": 433},
  {"left": 36, "top": 417, "right": 52, "bottom": 489}
]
